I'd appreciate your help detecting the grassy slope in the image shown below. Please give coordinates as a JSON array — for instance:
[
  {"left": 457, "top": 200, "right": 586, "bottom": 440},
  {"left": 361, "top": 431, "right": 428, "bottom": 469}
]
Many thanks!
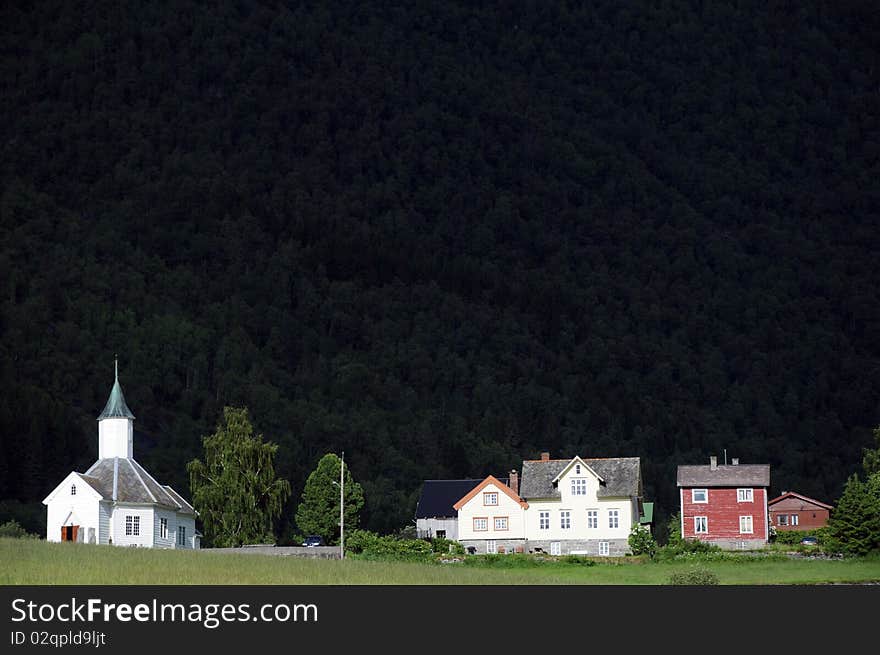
[{"left": 2, "top": 539, "right": 879, "bottom": 585}]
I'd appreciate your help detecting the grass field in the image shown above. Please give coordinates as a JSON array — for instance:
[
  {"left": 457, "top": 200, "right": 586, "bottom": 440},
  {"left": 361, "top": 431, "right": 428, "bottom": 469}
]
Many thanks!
[{"left": 3, "top": 539, "right": 880, "bottom": 585}]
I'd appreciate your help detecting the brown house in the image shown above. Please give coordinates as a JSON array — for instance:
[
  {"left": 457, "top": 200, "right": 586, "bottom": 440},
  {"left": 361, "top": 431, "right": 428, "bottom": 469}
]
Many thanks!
[{"left": 768, "top": 491, "right": 832, "bottom": 531}]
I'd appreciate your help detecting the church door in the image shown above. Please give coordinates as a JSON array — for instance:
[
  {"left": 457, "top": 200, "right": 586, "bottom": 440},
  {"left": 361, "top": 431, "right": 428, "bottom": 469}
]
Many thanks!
[{"left": 61, "top": 525, "right": 79, "bottom": 541}]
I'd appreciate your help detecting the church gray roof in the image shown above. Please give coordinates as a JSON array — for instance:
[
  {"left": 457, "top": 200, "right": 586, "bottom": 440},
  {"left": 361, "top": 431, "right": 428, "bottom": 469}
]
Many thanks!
[
  {"left": 83, "top": 457, "right": 194, "bottom": 515},
  {"left": 97, "top": 370, "right": 135, "bottom": 420},
  {"left": 519, "top": 457, "right": 642, "bottom": 499}
]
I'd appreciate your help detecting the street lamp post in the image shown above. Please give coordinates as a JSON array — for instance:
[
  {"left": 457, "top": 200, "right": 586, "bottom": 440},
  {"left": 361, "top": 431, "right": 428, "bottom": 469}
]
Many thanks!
[{"left": 339, "top": 451, "right": 344, "bottom": 561}]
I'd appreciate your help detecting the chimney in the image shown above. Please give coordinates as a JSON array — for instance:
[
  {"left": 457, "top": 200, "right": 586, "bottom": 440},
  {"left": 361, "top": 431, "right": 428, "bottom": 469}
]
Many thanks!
[
  {"left": 540, "top": 452, "right": 550, "bottom": 462},
  {"left": 731, "top": 458, "right": 739, "bottom": 466},
  {"left": 509, "top": 470, "right": 519, "bottom": 496},
  {"left": 710, "top": 455, "right": 717, "bottom": 470}
]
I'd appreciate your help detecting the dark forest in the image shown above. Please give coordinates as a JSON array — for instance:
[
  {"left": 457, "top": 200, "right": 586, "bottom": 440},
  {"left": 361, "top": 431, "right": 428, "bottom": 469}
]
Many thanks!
[{"left": 1, "top": 0, "right": 878, "bottom": 540}]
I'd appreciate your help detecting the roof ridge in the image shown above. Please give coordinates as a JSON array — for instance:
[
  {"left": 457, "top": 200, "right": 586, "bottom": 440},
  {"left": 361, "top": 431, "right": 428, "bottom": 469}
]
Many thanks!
[{"left": 125, "top": 458, "right": 158, "bottom": 503}]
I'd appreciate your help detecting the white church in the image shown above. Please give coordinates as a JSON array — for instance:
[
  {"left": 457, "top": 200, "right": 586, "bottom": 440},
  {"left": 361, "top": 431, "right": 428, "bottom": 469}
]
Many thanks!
[{"left": 42, "top": 363, "right": 200, "bottom": 549}]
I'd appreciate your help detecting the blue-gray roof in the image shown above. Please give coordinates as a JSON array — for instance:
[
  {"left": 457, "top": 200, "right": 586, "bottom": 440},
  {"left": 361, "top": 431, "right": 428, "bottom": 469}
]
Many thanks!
[{"left": 415, "top": 478, "right": 509, "bottom": 519}]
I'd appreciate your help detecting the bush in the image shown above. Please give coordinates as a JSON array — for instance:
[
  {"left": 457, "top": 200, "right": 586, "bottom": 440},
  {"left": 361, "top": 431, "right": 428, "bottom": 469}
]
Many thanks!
[
  {"left": 667, "top": 567, "right": 720, "bottom": 585},
  {"left": 0, "top": 520, "right": 39, "bottom": 539},
  {"left": 628, "top": 524, "right": 657, "bottom": 557},
  {"left": 653, "top": 537, "right": 723, "bottom": 562}
]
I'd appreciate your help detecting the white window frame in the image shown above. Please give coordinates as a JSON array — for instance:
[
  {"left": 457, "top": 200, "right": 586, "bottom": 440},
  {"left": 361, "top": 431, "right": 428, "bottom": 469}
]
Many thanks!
[
  {"left": 539, "top": 511, "right": 550, "bottom": 530},
  {"left": 571, "top": 478, "right": 588, "bottom": 496},
  {"left": 125, "top": 515, "right": 140, "bottom": 537},
  {"left": 560, "top": 510, "right": 571, "bottom": 530},
  {"left": 71, "top": 485, "right": 76, "bottom": 496},
  {"left": 739, "top": 515, "right": 754, "bottom": 534},
  {"left": 692, "top": 488, "right": 708, "bottom": 503},
  {"left": 608, "top": 509, "right": 619, "bottom": 529},
  {"left": 483, "top": 492, "right": 498, "bottom": 506},
  {"left": 790, "top": 514, "right": 799, "bottom": 526},
  {"left": 473, "top": 517, "right": 488, "bottom": 532},
  {"left": 737, "top": 488, "right": 753, "bottom": 502},
  {"left": 160, "top": 517, "right": 168, "bottom": 540},
  {"left": 178, "top": 525, "right": 186, "bottom": 546},
  {"left": 587, "top": 509, "right": 598, "bottom": 529},
  {"left": 494, "top": 516, "right": 508, "bottom": 531},
  {"left": 550, "top": 542, "right": 561, "bottom": 556},
  {"left": 486, "top": 540, "right": 497, "bottom": 554},
  {"left": 599, "top": 541, "right": 609, "bottom": 556},
  {"left": 694, "top": 516, "right": 708, "bottom": 534}
]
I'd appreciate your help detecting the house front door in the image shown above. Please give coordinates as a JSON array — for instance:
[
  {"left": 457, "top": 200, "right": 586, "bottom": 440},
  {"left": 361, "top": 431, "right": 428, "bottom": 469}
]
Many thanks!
[{"left": 61, "top": 525, "right": 79, "bottom": 541}]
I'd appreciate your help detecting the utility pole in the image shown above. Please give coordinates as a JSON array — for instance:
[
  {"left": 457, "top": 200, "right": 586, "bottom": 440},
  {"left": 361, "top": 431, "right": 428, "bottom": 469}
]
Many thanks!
[{"left": 339, "top": 451, "right": 345, "bottom": 561}]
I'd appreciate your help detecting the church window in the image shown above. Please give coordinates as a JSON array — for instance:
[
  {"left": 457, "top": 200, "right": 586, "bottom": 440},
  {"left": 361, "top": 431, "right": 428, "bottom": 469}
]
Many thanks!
[
  {"left": 125, "top": 515, "right": 140, "bottom": 536},
  {"left": 71, "top": 485, "right": 76, "bottom": 496},
  {"left": 178, "top": 526, "right": 186, "bottom": 546},
  {"left": 160, "top": 518, "right": 168, "bottom": 539}
]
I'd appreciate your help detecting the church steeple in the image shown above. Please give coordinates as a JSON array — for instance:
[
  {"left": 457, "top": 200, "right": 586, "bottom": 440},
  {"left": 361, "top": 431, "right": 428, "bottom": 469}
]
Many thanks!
[
  {"left": 97, "top": 358, "right": 135, "bottom": 420},
  {"left": 97, "top": 358, "right": 135, "bottom": 459}
]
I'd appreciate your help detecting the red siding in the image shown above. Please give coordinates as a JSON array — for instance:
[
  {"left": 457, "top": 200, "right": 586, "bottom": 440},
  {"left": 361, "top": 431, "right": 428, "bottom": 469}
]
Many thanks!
[
  {"left": 680, "top": 487, "right": 768, "bottom": 542},
  {"left": 769, "top": 497, "right": 829, "bottom": 530}
]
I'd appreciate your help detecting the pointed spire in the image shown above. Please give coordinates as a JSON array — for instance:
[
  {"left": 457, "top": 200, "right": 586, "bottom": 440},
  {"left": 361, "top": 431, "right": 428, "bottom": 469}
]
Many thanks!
[{"left": 97, "top": 357, "right": 135, "bottom": 420}]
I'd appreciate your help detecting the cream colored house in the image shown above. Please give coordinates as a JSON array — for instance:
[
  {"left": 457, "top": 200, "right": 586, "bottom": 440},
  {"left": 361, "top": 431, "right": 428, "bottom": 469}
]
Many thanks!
[
  {"left": 453, "top": 475, "right": 528, "bottom": 554},
  {"left": 453, "top": 453, "right": 643, "bottom": 556}
]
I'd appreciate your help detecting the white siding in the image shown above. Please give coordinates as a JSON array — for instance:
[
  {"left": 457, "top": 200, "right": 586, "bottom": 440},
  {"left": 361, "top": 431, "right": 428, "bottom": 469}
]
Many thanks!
[
  {"left": 111, "top": 505, "right": 154, "bottom": 547},
  {"left": 174, "top": 514, "right": 197, "bottom": 549},
  {"left": 457, "top": 482, "right": 526, "bottom": 541},
  {"left": 44, "top": 473, "right": 101, "bottom": 543},
  {"left": 153, "top": 508, "right": 177, "bottom": 549},
  {"left": 523, "top": 465, "right": 634, "bottom": 542},
  {"left": 98, "top": 502, "right": 112, "bottom": 544}
]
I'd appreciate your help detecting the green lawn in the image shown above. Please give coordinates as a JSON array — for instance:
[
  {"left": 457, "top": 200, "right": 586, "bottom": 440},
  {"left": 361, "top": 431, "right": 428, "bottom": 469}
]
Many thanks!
[{"left": 3, "top": 539, "right": 880, "bottom": 585}]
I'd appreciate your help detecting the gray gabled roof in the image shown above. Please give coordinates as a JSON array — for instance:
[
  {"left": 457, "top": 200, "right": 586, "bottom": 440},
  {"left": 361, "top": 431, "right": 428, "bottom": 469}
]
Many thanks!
[
  {"left": 677, "top": 464, "right": 770, "bottom": 488},
  {"left": 83, "top": 457, "right": 194, "bottom": 515},
  {"left": 519, "top": 457, "right": 642, "bottom": 499}
]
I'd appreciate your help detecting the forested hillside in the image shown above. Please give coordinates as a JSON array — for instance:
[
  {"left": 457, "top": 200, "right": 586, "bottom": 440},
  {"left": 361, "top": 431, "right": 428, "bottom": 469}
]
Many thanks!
[{"left": 2, "top": 0, "right": 878, "bottom": 540}]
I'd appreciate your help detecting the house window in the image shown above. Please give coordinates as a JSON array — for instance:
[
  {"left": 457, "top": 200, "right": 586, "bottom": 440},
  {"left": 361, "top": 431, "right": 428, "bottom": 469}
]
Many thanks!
[
  {"left": 739, "top": 516, "right": 754, "bottom": 534},
  {"left": 539, "top": 511, "right": 550, "bottom": 530},
  {"left": 178, "top": 526, "right": 186, "bottom": 546},
  {"left": 483, "top": 492, "right": 498, "bottom": 506},
  {"left": 125, "top": 515, "right": 140, "bottom": 537},
  {"left": 608, "top": 509, "right": 619, "bottom": 529},
  {"left": 550, "top": 542, "right": 561, "bottom": 556},
  {"left": 692, "top": 489, "right": 708, "bottom": 503},
  {"left": 737, "top": 488, "right": 753, "bottom": 502},
  {"left": 473, "top": 517, "right": 488, "bottom": 532},
  {"left": 71, "top": 485, "right": 76, "bottom": 496},
  {"left": 778, "top": 514, "right": 788, "bottom": 526},
  {"left": 575, "top": 464, "right": 582, "bottom": 474},
  {"left": 486, "top": 540, "right": 497, "bottom": 554},
  {"left": 436, "top": 530, "right": 446, "bottom": 539},
  {"left": 560, "top": 511, "right": 571, "bottom": 530},
  {"left": 160, "top": 518, "right": 168, "bottom": 540},
  {"left": 494, "top": 517, "right": 508, "bottom": 531},
  {"left": 694, "top": 516, "right": 708, "bottom": 534},
  {"left": 587, "top": 509, "right": 598, "bottom": 529},
  {"left": 790, "top": 514, "right": 799, "bottom": 526},
  {"left": 571, "top": 478, "right": 588, "bottom": 495},
  {"left": 599, "top": 541, "right": 609, "bottom": 556}
]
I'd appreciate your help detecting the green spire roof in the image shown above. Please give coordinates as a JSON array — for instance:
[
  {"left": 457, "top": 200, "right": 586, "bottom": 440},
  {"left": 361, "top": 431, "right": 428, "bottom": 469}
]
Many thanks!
[{"left": 97, "top": 359, "right": 135, "bottom": 420}]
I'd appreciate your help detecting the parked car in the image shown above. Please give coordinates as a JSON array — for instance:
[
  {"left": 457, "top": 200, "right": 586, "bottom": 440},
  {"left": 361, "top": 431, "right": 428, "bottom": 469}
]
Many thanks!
[
  {"left": 302, "top": 535, "right": 324, "bottom": 547},
  {"left": 800, "top": 536, "right": 818, "bottom": 546}
]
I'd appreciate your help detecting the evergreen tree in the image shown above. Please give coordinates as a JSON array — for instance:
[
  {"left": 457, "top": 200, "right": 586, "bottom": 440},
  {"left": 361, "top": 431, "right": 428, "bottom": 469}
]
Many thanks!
[
  {"left": 187, "top": 407, "right": 291, "bottom": 547},
  {"left": 295, "top": 453, "right": 364, "bottom": 545},
  {"left": 825, "top": 473, "right": 880, "bottom": 556}
]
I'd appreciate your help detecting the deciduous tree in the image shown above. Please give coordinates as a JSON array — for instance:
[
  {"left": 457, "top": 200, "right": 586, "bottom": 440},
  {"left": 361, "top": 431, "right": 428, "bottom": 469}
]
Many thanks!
[{"left": 187, "top": 407, "right": 291, "bottom": 547}]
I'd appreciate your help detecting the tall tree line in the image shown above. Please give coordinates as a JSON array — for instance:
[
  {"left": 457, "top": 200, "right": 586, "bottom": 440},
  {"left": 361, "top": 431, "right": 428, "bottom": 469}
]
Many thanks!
[{"left": 1, "top": 0, "right": 878, "bottom": 538}]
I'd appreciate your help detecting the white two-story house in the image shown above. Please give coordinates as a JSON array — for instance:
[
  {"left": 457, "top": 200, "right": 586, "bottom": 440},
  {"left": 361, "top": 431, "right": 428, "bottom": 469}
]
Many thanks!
[{"left": 453, "top": 452, "right": 644, "bottom": 556}]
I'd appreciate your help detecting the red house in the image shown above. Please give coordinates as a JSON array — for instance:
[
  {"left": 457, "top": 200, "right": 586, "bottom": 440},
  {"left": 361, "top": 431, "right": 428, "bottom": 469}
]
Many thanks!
[
  {"left": 677, "top": 456, "right": 771, "bottom": 550},
  {"left": 768, "top": 491, "right": 832, "bottom": 531}
]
